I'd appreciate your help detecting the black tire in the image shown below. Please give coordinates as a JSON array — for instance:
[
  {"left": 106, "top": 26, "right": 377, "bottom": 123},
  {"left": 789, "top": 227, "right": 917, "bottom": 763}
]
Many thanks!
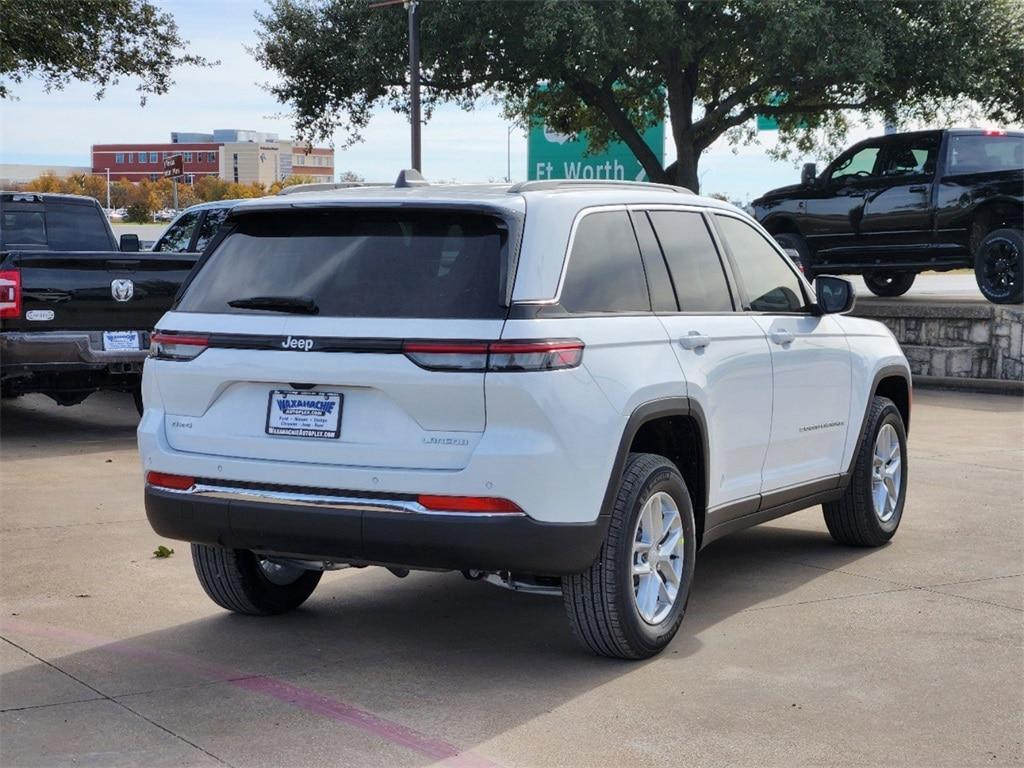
[
  {"left": 562, "top": 453, "right": 697, "bottom": 659},
  {"left": 773, "top": 232, "right": 812, "bottom": 276},
  {"left": 191, "top": 544, "right": 322, "bottom": 615},
  {"left": 974, "top": 228, "right": 1023, "bottom": 305},
  {"left": 863, "top": 271, "right": 916, "bottom": 297},
  {"left": 823, "top": 396, "right": 908, "bottom": 547}
]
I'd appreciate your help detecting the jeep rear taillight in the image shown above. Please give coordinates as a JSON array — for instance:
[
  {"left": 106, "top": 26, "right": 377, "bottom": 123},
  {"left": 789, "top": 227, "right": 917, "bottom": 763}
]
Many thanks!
[
  {"left": 402, "top": 339, "right": 584, "bottom": 372},
  {"left": 0, "top": 270, "right": 21, "bottom": 319},
  {"left": 150, "top": 332, "right": 208, "bottom": 361}
]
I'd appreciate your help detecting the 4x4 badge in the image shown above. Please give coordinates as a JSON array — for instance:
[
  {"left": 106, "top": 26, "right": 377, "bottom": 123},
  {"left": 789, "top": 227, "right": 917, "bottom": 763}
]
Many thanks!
[{"left": 110, "top": 279, "right": 134, "bottom": 302}]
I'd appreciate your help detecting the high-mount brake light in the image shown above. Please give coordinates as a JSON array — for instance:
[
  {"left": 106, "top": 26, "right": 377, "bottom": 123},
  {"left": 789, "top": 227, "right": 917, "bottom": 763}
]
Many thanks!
[
  {"left": 150, "top": 332, "right": 209, "bottom": 361},
  {"left": 146, "top": 471, "right": 196, "bottom": 491},
  {"left": 402, "top": 339, "right": 584, "bottom": 372},
  {"left": 417, "top": 494, "right": 523, "bottom": 513},
  {"left": 0, "top": 270, "right": 21, "bottom": 319},
  {"left": 983, "top": 129, "right": 1006, "bottom": 136}
]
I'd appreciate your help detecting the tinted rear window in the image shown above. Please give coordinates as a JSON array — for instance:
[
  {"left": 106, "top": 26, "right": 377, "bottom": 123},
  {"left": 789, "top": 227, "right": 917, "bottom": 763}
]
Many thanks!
[
  {"left": 948, "top": 134, "right": 1024, "bottom": 174},
  {"left": 1, "top": 210, "right": 46, "bottom": 247},
  {"left": 177, "top": 208, "right": 509, "bottom": 319},
  {"left": 43, "top": 202, "right": 113, "bottom": 250}
]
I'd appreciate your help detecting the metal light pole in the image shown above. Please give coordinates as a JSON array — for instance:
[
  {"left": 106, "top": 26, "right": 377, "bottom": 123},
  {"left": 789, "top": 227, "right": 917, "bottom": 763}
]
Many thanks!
[
  {"left": 407, "top": 0, "right": 421, "bottom": 171},
  {"left": 105, "top": 168, "right": 111, "bottom": 211},
  {"left": 371, "top": 0, "right": 422, "bottom": 171}
]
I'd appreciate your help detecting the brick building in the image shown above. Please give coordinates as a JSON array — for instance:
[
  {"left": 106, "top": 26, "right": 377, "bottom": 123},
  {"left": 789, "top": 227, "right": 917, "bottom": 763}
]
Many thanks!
[{"left": 91, "top": 129, "right": 335, "bottom": 186}]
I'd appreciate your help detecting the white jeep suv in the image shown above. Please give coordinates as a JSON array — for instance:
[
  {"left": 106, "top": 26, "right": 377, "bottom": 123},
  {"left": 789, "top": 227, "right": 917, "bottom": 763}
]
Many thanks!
[{"left": 139, "top": 177, "right": 911, "bottom": 659}]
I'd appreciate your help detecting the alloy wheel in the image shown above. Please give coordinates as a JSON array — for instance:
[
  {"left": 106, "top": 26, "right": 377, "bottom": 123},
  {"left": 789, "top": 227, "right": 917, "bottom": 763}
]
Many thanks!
[{"left": 631, "top": 491, "right": 685, "bottom": 624}]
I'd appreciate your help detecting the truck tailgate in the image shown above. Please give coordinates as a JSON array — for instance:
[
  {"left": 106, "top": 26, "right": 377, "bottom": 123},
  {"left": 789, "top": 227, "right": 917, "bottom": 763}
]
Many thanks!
[{"left": 2, "top": 251, "right": 198, "bottom": 331}]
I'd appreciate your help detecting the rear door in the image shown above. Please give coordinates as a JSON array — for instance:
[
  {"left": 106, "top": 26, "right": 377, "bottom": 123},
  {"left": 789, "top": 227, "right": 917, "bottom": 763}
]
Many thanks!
[
  {"left": 712, "top": 213, "right": 852, "bottom": 496},
  {"left": 152, "top": 206, "right": 513, "bottom": 471},
  {"left": 639, "top": 208, "right": 774, "bottom": 515}
]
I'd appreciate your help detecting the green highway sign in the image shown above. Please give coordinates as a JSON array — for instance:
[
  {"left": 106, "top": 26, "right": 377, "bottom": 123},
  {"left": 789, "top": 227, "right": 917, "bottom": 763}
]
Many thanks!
[{"left": 527, "top": 120, "right": 664, "bottom": 182}]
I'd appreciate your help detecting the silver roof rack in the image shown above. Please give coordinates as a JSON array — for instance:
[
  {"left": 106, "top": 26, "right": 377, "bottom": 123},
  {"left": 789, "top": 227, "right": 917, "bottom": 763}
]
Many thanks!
[{"left": 507, "top": 179, "right": 693, "bottom": 194}]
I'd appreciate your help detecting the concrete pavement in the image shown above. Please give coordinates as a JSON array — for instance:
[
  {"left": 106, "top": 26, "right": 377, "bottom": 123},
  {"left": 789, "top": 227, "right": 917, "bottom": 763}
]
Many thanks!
[{"left": 1, "top": 390, "right": 1022, "bottom": 767}]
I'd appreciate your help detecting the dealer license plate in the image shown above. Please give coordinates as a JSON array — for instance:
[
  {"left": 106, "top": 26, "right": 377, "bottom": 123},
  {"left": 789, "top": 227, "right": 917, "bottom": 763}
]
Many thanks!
[
  {"left": 265, "top": 390, "right": 343, "bottom": 439},
  {"left": 103, "top": 330, "right": 140, "bottom": 351}
]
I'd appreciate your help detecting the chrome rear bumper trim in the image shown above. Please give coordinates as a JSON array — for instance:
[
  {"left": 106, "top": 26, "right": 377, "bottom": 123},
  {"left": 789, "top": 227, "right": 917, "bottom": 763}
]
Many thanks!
[{"left": 159, "top": 482, "right": 526, "bottom": 518}]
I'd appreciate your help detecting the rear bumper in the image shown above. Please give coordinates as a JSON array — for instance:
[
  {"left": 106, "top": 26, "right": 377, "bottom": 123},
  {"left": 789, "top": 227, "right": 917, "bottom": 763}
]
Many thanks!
[
  {"left": 0, "top": 330, "right": 149, "bottom": 374},
  {"left": 145, "top": 484, "right": 608, "bottom": 576}
]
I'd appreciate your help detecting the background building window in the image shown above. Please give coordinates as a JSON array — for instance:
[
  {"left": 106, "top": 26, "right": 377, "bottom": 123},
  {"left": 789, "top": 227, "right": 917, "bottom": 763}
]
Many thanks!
[
  {"left": 184, "top": 152, "right": 193, "bottom": 162},
  {"left": 127, "top": 152, "right": 134, "bottom": 163},
  {"left": 149, "top": 152, "right": 158, "bottom": 163},
  {"left": 115, "top": 153, "right": 124, "bottom": 164},
  {"left": 207, "top": 151, "right": 217, "bottom": 162}
]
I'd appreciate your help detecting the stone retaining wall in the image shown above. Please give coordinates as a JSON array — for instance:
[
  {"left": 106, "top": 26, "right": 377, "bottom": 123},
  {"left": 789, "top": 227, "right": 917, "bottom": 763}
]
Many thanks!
[{"left": 851, "top": 301, "right": 1023, "bottom": 381}]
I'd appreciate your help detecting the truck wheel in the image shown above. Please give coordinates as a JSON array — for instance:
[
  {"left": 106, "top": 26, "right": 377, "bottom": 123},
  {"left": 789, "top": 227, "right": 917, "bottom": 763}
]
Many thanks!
[
  {"left": 191, "top": 544, "right": 322, "bottom": 615},
  {"left": 823, "top": 396, "right": 907, "bottom": 547},
  {"left": 773, "top": 232, "right": 811, "bottom": 276},
  {"left": 974, "top": 228, "right": 1023, "bottom": 304},
  {"left": 562, "top": 453, "right": 696, "bottom": 659},
  {"left": 863, "top": 271, "right": 916, "bottom": 297}
]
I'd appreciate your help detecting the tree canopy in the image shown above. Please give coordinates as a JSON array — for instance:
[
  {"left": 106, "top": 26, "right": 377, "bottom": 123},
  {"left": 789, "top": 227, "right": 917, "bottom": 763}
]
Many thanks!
[
  {"left": 254, "top": 0, "right": 1023, "bottom": 191},
  {"left": 0, "top": 0, "right": 212, "bottom": 103}
]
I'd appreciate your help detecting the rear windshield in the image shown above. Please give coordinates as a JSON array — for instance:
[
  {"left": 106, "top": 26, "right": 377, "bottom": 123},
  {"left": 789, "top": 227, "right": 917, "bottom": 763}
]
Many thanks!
[
  {"left": 947, "top": 134, "right": 1024, "bottom": 174},
  {"left": 177, "top": 208, "right": 509, "bottom": 319},
  {"left": 0, "top": 201, "right": 112, "bottom": 251}
]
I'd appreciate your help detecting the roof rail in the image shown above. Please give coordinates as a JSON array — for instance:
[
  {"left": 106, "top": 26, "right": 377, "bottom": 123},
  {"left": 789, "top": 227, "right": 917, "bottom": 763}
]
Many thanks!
[{"left": 506, "top": 179, "right": 693, "bottom": 195}]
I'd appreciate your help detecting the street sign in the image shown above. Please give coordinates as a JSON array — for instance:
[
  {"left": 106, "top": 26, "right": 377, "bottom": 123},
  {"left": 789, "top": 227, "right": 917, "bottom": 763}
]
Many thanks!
[
  {"left": 162, "top": 155, "right": 184, "bottom": 179},
  {"left": 527, "top": 120, "right": 664, "bottom": 182}
]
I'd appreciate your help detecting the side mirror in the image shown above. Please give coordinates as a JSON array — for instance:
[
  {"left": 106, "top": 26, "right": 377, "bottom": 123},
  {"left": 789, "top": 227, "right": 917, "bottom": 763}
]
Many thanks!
[
  {"left": 801, "top": 162, "right": 818, "bottom": 187},
  {"left": 815, "top": 275, "right": 855, "bottom": 314},
  {"left": 119, "top": 233, "right": 140, "bottom": 253}
]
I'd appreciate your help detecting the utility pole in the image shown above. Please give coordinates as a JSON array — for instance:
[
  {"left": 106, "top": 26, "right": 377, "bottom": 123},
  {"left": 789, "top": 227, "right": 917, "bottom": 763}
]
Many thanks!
[
  {"left": 408, "top": 0, "right": 421, "bottom": 171},
  {"left": 370, "top": 0, "right": 422, "bottom": 171},
  {"left": 105, "top": 168, "right": 111, "bottom": 212}
]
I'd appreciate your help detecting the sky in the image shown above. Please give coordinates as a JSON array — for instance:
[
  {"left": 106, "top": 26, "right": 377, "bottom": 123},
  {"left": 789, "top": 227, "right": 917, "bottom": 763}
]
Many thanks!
[{"left": 0, "top": 0, "right": 1007, "bottom": 203}]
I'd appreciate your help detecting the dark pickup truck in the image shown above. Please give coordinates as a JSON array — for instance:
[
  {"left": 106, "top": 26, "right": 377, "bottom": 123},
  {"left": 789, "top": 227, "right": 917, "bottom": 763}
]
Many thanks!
[
  {"left": 1, "top": 192, "right": 199, "bottom": 409},
  {"left": 752, "top": 128, "right": 1023, "bottom": 304}
]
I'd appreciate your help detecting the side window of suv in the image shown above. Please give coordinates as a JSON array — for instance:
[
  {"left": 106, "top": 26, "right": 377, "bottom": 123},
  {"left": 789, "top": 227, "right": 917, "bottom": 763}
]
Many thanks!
[
  {"left": 193, "top": 208, "right": 229, "bottom": 252},
  {"left": 715, "top": 215, "right": 808, "bottom": 313},
  {"left": 155, "top": 211, "right": 200, "bottom": 252},
  {"left": 559, "top": 210, "right": 650, "bottom": 313},
  {"left": 829, "top": 145, "right": 881, "bottom": 183},
  {"left": 647, "top": 211, "right": 734, "bottom": 312}
]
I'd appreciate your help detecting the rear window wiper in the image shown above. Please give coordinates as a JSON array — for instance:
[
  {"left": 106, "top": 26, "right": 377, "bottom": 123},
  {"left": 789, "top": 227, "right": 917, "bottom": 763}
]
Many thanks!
[{"left": 226, "top": 295, "right": 320, "bottom": 315}]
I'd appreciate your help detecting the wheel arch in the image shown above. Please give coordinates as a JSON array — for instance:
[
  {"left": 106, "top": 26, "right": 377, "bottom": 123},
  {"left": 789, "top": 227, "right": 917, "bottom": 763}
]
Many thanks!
[
  {"left": 969, "top": 199, "right": 1024, "bottom": 254},
  {"left": 843, "top": 365, "right": 912, "bottom": 482},
  {"left": 603, "top": 398, "right": 709, "bottom": 546}
]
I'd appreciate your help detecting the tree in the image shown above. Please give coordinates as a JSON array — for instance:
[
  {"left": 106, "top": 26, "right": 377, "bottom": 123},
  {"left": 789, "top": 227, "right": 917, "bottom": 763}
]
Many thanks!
[
  {"left": 0, "top": 0, "right": 212, "bottom": 102},
  {"left": 254, "top": 0, "right": 1023, "bottom": 192}
]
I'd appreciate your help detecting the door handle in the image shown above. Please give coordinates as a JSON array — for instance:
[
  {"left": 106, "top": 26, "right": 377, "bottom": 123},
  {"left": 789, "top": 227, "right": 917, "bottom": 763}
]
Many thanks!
[
  {"left": 769, "top": 329, "right": 795, "bottom": 346},
  {"left": 908, "top": 185, "right": 928, "bottom": 193},
  {"left": 679, "top": 332, "right": 710, "bottom": 350}
]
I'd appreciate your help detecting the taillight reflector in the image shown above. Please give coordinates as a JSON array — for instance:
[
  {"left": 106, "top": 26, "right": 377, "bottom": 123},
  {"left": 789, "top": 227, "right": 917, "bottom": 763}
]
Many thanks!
[
  {"left": 0, "top": 270, "right": 21, "bottom": 320},
  {"left": 417, "top": 494, "right": 523, "bottom": 513},
  {"left": 146, "top": 471, "right": 196, "bottom": 491},
  {"left": 402, "top": 339, "right": 583, "bottom": 372}
]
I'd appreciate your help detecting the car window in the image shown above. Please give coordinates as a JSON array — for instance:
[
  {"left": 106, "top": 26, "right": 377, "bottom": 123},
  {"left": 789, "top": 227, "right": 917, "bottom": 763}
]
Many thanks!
[
  {"left": 947, "top": 134, "right": 1024, "bottom": 174},
  {"left": 559, "top": 210, "right": 650, "bottom": 314},
  {"left": 43, "top": 202, "right": 113, "bottom": 250},
  {"left": 0, "top": 210, "right": 46, "bottom": 247},
  {"left": 193, "top": 208, "right": 229, "bottom": 252},
  {"left": 879, "top": 135, "right": 940, "bottom": 177},
  {"left": 630, "top": 212, "right": 678, "bottom": 312},
  {"left": 715, "top": 215, "right": 808, "bottom": 313},
  {"left": 177, "top": 208, "right": 508, "bottom": 319},
  {"left": 830, "top": 145, "right": 881, "bottom": 182},
  {"left": 648, "top": 211, "right": 733, "bottom": 312},
  {"left": 155, "top": 211, "right": 200, "bottom": 252}
]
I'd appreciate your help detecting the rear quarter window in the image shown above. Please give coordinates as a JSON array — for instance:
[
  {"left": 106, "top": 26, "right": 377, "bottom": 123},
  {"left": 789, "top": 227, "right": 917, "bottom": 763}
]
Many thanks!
[
  {"left": 177, "top": 208, "right": 510, "bottom": 319},
  {"left": 559, "top": 210, "right": 650, "bottom": 314}
]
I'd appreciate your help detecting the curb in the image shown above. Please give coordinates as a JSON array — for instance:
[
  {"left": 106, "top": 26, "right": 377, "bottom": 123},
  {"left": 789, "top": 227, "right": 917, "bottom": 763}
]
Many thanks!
[{"left": 913, "top": 375, "right": 1024, "bottom": 396}]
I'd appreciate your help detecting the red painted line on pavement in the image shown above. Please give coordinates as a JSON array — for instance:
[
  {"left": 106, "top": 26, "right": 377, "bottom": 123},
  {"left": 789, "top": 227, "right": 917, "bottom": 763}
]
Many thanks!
[{"left": 1, "top": 618, "right": 500, "bottom": 768}]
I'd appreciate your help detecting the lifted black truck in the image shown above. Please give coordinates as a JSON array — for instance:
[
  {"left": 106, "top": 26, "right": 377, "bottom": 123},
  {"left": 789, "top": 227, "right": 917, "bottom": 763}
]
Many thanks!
[
  {"left": 753, "top": 129, "right": 1023, "bottom": 304},
  {"left": 1, "top": 192, "right": 199, "bottom": 410}
]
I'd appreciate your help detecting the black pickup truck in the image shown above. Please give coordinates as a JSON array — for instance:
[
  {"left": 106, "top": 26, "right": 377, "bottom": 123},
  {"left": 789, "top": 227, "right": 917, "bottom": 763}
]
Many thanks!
[
  {"left": 753, "top": 128, "right": 1023, "bottom": 304},
  {"left": 1, "top": 192, "right": 199, "bottom": 409}
]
